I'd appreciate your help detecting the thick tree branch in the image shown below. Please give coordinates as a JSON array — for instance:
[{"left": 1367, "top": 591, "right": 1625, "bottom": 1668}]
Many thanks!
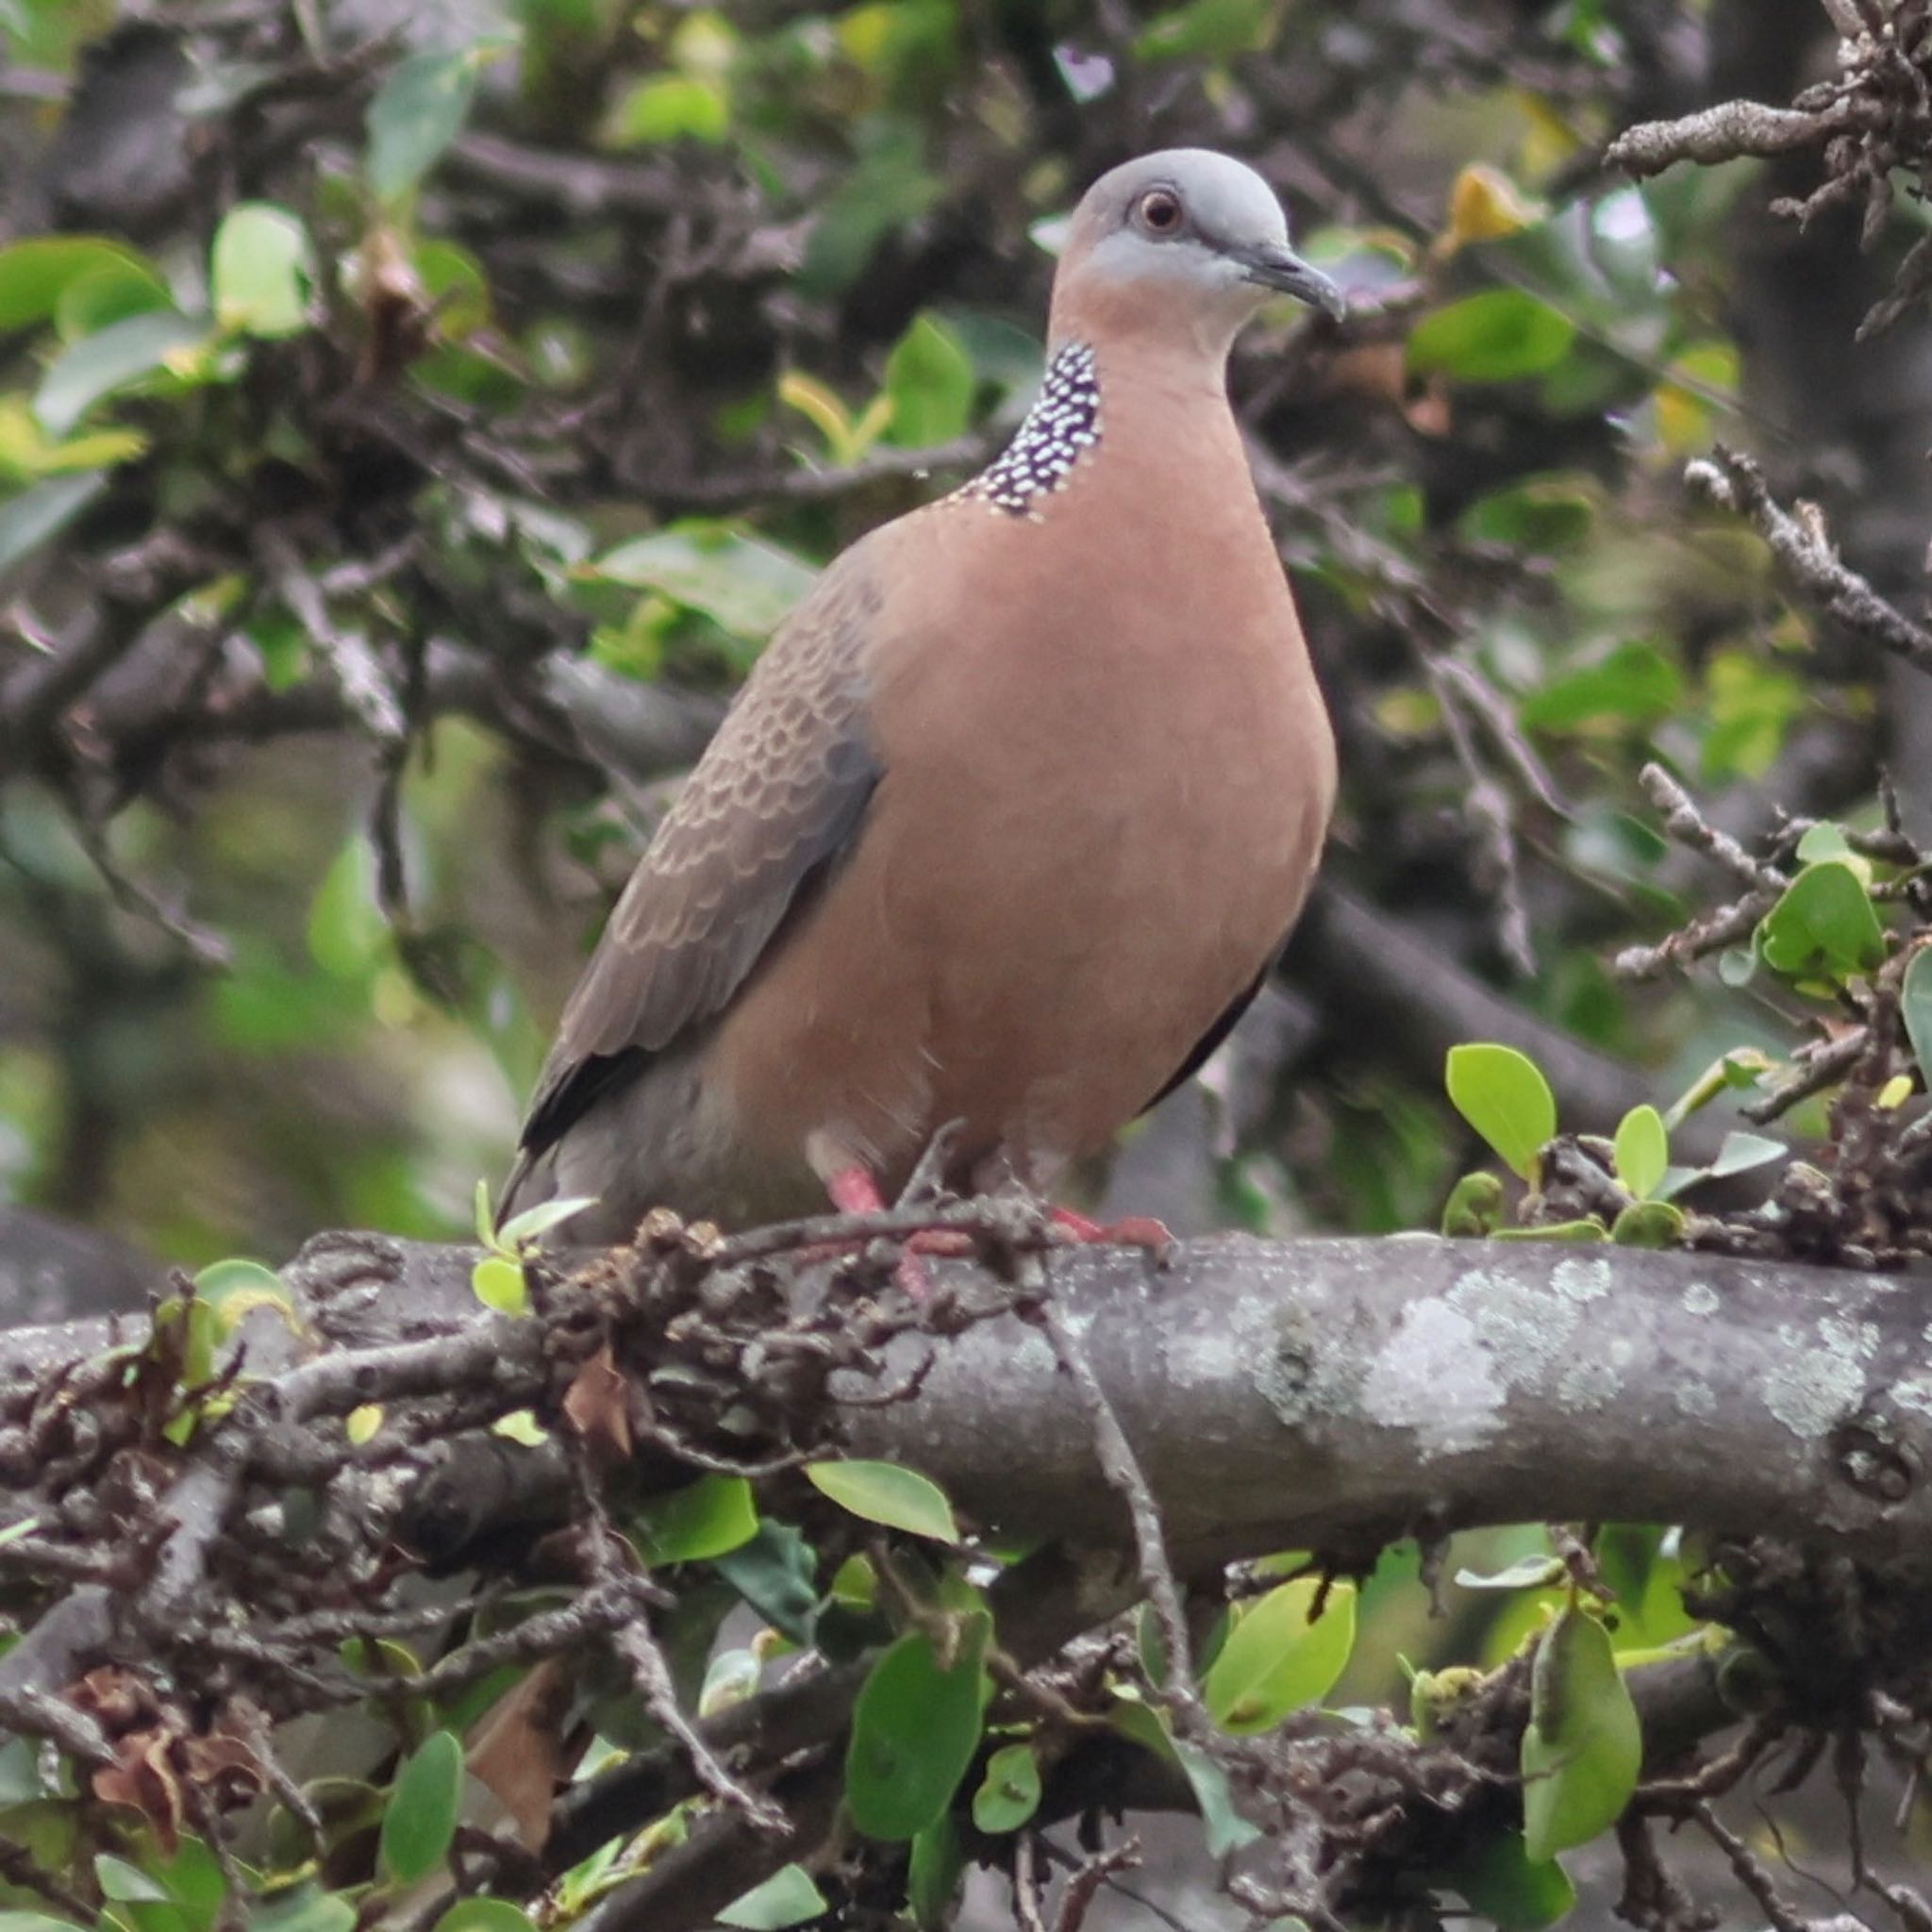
[
  {"left": 6, "top": 1232, "right": 1928, "bottom": 1579},
  {"left": 834, "top": 1236, "right": 1932, "bottom": 1572}
]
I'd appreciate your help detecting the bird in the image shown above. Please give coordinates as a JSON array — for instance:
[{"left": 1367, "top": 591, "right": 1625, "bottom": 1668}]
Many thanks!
[{"left": 501, "top": 148, "right": 1343, "bottom": 1249}]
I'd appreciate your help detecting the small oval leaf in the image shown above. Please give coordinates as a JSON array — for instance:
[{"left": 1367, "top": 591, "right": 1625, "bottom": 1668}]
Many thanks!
[
  {"left": 632, "top": 1474, "right": 758, "bottom": 1566},
  {"left": 1446, "top": 1043, "right": 1557, "bottom": 1180},
  {"left": 380, "top": 1729, "right": 464, "bottom": 1885},
  {"left": 1202, "top": 1577, "right": 1357, "bottom": 1734},
  {"left": 717, "top": 1866, "right": 827, "bottom": 1932},
  {"left": 211, "top": 203, "right": 314, "bottom": 338},
  {"left": 971, "top": 1740, "right": 1042, "bottom": 1834},
  {"left": 805, "top": 1460, "right": 958, "bottom": 1543},
  {"left": 1757, "top": 859, "right": 1886, "bottom": 982},
  {"left": 1610, "top": 1105, "right": 1668, "bottom": 1200},
  {"left": 433, "top": 1904, "right": 537, "bottom": 1932},
  {"left": 471, "top": 1256, "right": 528, "bottom": 1317}
]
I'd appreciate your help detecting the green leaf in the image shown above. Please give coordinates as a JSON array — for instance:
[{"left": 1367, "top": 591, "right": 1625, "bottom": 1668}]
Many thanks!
[
  {"left": 591, "top": 523, "right": 815, "bottom": 639},
  {"left": 607, "top": 74, "right": 731, "bottom": 145},
  {"left": 1707, "top": 1130, "right": 1786, "bottom": 1179},
  {"left": 907, "top": 1811, "right": 966, "bottom": 1931},
  {"left": 1609, "top": 1201, "right": 1685, "bottom": 1247},
  {"left": 805, "top": 1460, "right": 958, "bottom": 1543},
  {"left": 971, "top": 1741, "right": 1041, "bottom": 1834},
  {"left": 1757, "top": 859, "right": 1886, "bottom": 981},
  {"left": 1793, "top": 822, "right": 1865, "bottom": 872},
  {"left": 249, "top": 1887, "right": 358, "bottom": 1932},
  {"left": 1611, "top": 1106, "right": 1668, "bottom": 1199},
  {"left": 379, "top": 1729, "right": 464, "bottom": 1885},
  {"left": 431, "top": 1904, "right": 536, "bottom": 1932},
  {"left": 470, "top": 1255, "right": 528, "bottom": 1316},
  {"left": 0, "top": 470, "right": 108, "bottom": 578},
  {"left": 884, "top": 313, "right": 974, "bottom": 447},
  {"left": 1202, "top": 1577, "right": 1357, "bottom": 1734},
  {"left": 717, "top": 1865, "right": 826, "bottom": 1930},
  {"left": 1490, "top": 1218, "right": 1607, "bottom": 1242},
  {"left": 211, "top": 203, "right": 314, "bottom": 339},
  {"left": 714, "top": 1522, "right": 820, "bottom": 1643},
  {"left": 94, "top": 1857, "right": 170, "bottom": 1904},
  {"left": 632, "top": 1474, "right": 758, "bottom": 1565},
  {"left": 496, "top": 1195, "right": 597, "bottom": 1249},
  {"left": 194, "top": 1257, "right": 298, "bottom": 1339},
  {"left": 1521, "top": 1606, "right": 1641, "bottom": 1862},
  {"left": 1519, "top": 641, "right": 1682, "bottom": 732},
  {"left": 1134, "top": 0, "right": 1283, "bottom": 61},
  {"left": 366, "top": 46, "right": 491, "bottom": 204},
  {"left": 0, "top": 236, "right": 166, "bottom": 332},
  {"left": 55, "top": 259, "right": 175, "bottom": 341},
  {"left": 0, "top": 1914, "right": 89, "bottom": 1932},
  {"left": 34, "top": 309, "right": 208, "bottom": 437},
  {"left": 799, "top": 122, "right": 941, "bottom": 299},
  {"left": 1457, "top": 476, "right": 1596, "bottom": 555},
  {"left": 1702, "top": 648, "right": 1803, "bottom": 781},
  {"left": 1444, "top": 1828, "right": 1577, "bottom": 1930},
  {"left": 1445, "top": 1043, "right": 1557, "bottom": 1179},
  {"left": 1441, "top": 1171, "right": 1505, "bottom": 1237},
  {"left": 1455, "top": 1556, "right": 1566, "bottom": 1591},
  {"left": 1108, "top": 1696, "right": 1260, "bottom": 1853},
  {"left": 845, "top": 1613, "right": 989, "bottom": 1840},
  {"left": 1408, "top": 290, "right": 1576, "bottom": 382},
  {"left": 1903, "top": 947, "right": 1932, "bottom": 1089}
]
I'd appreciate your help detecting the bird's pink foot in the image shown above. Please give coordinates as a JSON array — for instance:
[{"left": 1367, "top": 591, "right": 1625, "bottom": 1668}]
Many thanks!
[
  {"left": 826, "top": 1164, "right": 887, "bottom": 1217},
  {"left": 824, "top": 1164, "right": 957, "bottom": 1295},
  {"left": 1050, "top": 1206, "right": 1175, "bottom": 1254}
]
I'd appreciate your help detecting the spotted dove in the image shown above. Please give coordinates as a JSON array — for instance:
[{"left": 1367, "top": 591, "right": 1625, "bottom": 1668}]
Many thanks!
[{"left": 503, "top": 149, "right": 1344, "bottom": 1243}]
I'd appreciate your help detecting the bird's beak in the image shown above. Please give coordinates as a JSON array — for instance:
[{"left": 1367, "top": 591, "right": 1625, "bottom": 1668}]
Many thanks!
[{"left": 1231, "top": 242, "right": 1347, "bottom": 321}]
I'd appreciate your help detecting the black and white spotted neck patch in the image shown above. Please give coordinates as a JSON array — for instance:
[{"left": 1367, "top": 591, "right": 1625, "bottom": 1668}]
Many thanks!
[{"left": 957, "top": 341, "right": 1101, "bottom": 518}]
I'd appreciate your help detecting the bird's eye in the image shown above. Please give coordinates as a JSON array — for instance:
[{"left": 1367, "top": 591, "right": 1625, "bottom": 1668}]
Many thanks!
[{"left": 1135, "top": 189, "right": 1185, "bottom": 236}]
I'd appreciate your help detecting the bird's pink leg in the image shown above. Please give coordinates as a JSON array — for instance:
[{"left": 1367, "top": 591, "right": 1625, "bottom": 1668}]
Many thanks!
[
  {"left": 1051, "top": 1206, "right": 1175, "bottom": 1251},
  {"left": 824, "top": 1165, "right": 972, "bottom": 1296},
  {"left": 825, "top": 1164, "right": 887, "bottom": 1217}
]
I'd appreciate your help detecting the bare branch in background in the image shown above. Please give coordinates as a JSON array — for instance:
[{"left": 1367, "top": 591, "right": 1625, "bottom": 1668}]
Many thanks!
[{"left": 1687, "top": 447, "right": 1932, "bottom": 680}]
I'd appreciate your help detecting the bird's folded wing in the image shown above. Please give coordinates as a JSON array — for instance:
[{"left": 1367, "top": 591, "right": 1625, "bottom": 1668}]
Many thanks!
[{"left": 512, "top": 545, "right": 885, "bottom": 1170}]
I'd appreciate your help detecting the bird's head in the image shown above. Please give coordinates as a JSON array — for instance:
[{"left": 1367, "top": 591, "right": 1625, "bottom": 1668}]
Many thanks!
[{"left": 1049, "top": 148, "right": 1344, "bottom": 360}]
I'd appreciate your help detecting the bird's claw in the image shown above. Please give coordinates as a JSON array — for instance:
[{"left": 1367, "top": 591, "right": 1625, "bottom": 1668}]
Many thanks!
[{"left": 1049, "top": 1207, "right": 1175, "bottom": 1260}]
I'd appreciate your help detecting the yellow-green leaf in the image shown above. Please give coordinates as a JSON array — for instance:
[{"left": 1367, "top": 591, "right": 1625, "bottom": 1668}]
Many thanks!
[
  {"left": 1202, "top": 1577, "right": 1357, "bottom": 1734},
  {"left": 1611, "top": 1105, "right": 1668, "bottom": 1200},
  {"left": 471, "top": 1256, "right": 527, "bottom": 1316},
  {"left": 805, "top": 1461, "right": 958, "bottom": 1543},
  {"left": 210, "top": 203, "right": 314, "bottom": 338},
  {"left": 1446, "top": 1043, "right": 1557, "bottom": 1180}
]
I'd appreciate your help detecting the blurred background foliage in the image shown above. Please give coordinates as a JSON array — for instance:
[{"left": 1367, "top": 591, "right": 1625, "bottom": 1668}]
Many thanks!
[
  {"left": 4, "top": 0, "right": 1898, "bottom": 1277},
  {"left": 5, "top": 2, "right": 1932, "bottom": 1925}
]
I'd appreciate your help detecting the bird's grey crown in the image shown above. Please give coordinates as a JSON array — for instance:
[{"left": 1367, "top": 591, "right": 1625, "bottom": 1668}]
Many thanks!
[
  {"left": 959, "top": 341, "right": 1101, "bottom": 517},
  {"left": 1089, "top": 147, "right": 1291, "bottom": 254}
]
